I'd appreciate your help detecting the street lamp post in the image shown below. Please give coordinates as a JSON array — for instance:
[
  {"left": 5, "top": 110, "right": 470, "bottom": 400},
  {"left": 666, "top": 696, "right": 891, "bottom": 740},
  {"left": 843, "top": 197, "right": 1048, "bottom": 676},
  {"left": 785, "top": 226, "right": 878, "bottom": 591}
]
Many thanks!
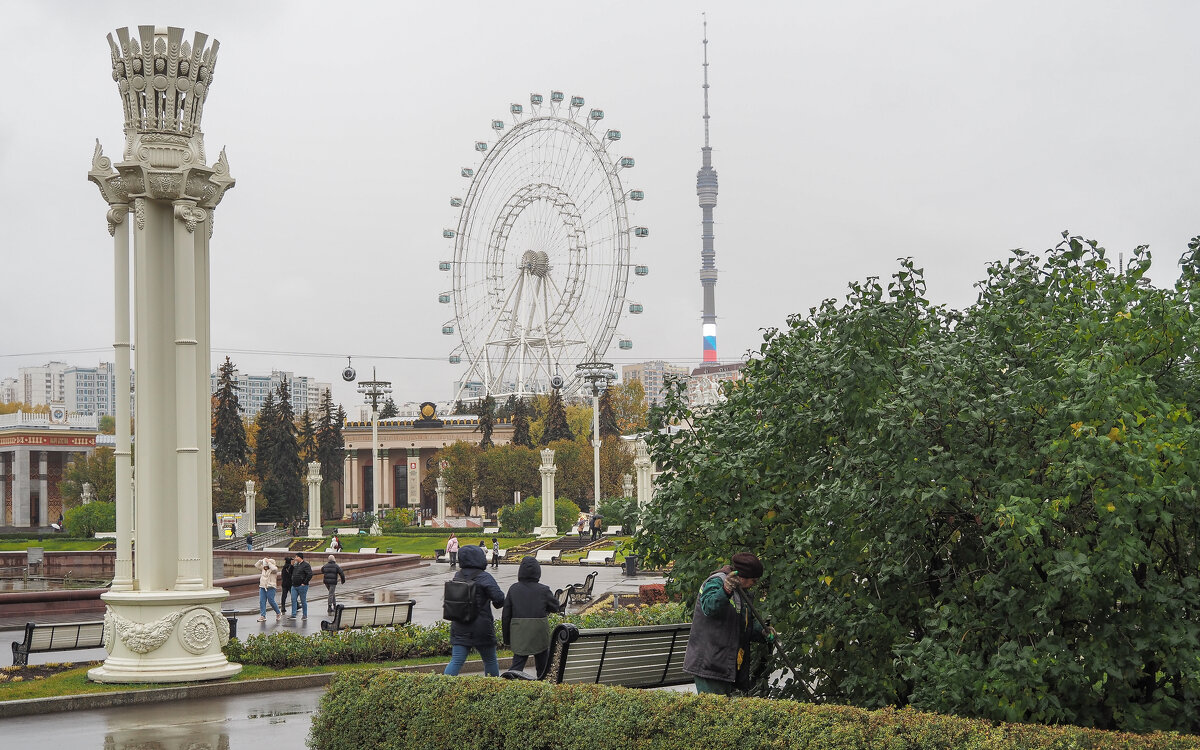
[
  {"left": 576, "top": 360, "right": 616, "bottom": 515},
  {"left": 357, "top": 368, "right": 392, "bottom": 535}
]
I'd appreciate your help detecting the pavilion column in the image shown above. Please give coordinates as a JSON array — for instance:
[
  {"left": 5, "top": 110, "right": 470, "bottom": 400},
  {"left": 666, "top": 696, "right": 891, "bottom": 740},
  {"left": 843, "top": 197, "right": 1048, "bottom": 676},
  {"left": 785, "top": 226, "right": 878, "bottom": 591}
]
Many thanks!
[
  {"left": 37, "top": 451, "right": 48, "bottom": 527},
  {"left": 306, "top": 462, "right": 323, "bottom": 537},
  {"left": 244, "top": 480, "right": 256, "bottom": 532},
  {"left": 0, "top": 452, "right": 10, "bottom": 525},
  {"left": 634, "top": 439, "right": 653, "bottom": 534},
  {"left": 406, "top": 448, "right": 420, "bottom": 509},
  {"left": 535, "top": 448, "right": 558, "bottom": 537},
  {"left": 347, "top": 449, "right": 358, "bottom": 518},
  {"left": 13, "top": 448, "right": 30, "bottom": 527},
  {"left": 174, "top": 199, "right": 206, "bottom": 590},
  {"left": 435, "top": 476, "right": 447, "bottom": 525},
  {"left": 341, "top": 449, "right": 353, "bottom": 519},
  {"left": 380, "top": 449, "right": 391, "bottom": 512}
]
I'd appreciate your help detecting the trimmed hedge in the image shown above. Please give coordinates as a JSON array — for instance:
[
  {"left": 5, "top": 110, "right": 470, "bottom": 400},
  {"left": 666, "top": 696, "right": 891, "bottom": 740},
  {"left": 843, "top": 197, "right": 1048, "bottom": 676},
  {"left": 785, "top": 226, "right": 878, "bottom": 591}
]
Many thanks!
[{"left": 311, "top": 671, "right": 1200, "bottom": 750}]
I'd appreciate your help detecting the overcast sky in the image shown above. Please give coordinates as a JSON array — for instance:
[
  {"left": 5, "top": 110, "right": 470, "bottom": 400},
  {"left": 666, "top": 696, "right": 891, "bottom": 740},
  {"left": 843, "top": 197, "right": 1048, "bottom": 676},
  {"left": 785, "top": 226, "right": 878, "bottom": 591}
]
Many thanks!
[{"left": 2, "top": 1, "right": 1198, "bottom": 409}]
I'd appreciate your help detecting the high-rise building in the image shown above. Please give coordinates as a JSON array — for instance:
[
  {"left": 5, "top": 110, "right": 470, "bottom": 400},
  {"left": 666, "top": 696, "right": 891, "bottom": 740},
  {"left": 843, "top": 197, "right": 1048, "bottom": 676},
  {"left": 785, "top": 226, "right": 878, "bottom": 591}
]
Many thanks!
[
  {"left": 622, "top": 361, "right": 690, "bottom": 408},
  {"left": 64, "top": 362, "right": 116, "bottom": 416},
  {"left": 0, "top": 377, "right": 19, "bottom": 404},
  {"left": 18, "top": 361, "right": 69, "bottom": 406},
  {"left": 208, "top": 369, "right": 332, "bottom": 420},
  {"left": 697, "top": 17, "right": 720, "bottom": 365}
]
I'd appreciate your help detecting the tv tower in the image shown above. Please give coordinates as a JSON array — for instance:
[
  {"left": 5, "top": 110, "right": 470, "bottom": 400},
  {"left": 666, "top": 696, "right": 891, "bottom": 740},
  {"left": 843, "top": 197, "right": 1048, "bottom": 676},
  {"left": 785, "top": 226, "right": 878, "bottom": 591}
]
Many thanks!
[{"left": 697, "top": 15, "right": 719, "bottom": 364}]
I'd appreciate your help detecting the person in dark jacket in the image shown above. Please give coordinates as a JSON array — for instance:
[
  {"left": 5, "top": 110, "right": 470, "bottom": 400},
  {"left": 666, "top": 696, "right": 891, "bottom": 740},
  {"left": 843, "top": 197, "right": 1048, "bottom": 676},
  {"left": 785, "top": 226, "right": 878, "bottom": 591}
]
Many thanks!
[
  {"left": 321, "top": 555, "right": 346, "bottom": 613},
  {"left": 289, "top": 552, "right": 314, "bottom": 619},
  {"left": 682, "top": 551, "right": 775, "bottom": 695},
  {"left": 443, "top": 544, "right": 505, "bottom": 676},
  {"left": 502, "top": 556, "right": 560, "bottom": 675},
  {"left": 280, "top": 556, "right": 295, "bottom": 611}
]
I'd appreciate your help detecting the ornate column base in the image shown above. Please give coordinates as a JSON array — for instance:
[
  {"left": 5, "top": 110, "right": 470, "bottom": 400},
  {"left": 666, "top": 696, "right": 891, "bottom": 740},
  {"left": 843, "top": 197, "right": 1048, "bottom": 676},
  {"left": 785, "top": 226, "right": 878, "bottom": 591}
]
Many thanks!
[
  {"left": 307, "top": 525, "right": 324, "bottom": 539},
  {"left": 534, "top": 525, "right": 559, "bottom": 538},
  {"left": 88, "top": 588, "right": 241, "bottom": 684}
]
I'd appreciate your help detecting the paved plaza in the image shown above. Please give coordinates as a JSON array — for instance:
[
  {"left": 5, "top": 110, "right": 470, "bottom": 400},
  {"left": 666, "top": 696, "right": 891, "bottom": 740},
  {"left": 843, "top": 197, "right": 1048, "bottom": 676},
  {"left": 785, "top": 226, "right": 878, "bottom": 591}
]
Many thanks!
[{"left": 0, "top": 558, "right": 668, "bottom": 747}]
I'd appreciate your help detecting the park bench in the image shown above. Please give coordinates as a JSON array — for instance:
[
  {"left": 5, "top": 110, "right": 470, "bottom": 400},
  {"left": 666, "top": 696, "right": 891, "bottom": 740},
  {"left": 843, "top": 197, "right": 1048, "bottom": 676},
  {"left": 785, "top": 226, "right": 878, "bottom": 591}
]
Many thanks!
[
  {"left": 483, "top": 527, "right": 499, "bottom": 534},
  {"left": 567, "top": 571, "right": 598, "bottom": 604},
  {"left": 434, "top": 547, "right": 447, "bottom": 562},
  {"left": 320, "top": 600, "right": 416, "bottom": 631},
  {"left": 534, "top": 549, "right": 561, "bottom": 564},
  {"left": 502, "top": 622, "right": 692, "bottom": 688},
  {"left": 12, "top": 614, "right": 239, "bottom": 665},
  {"left": 605, "top": 525, "right": 623, "bottom": 536},
  {"left": 579, "top": 550, "right": 615, "bottom": 566},
  {"left": 263, "top": 546, "right": 291, "bottom": 553},
  {"left": 554, "top": 587, "right": 569, "bottom": 614},
  {"left": 359, "top": 547, "right": 378, "bottom": 554}
]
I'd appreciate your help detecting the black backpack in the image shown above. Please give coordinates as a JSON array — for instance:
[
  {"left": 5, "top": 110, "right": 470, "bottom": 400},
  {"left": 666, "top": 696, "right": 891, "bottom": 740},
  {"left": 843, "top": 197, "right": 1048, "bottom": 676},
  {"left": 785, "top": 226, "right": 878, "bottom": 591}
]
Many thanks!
[{"left": 443, "top": 574, "right": 479, "bottom": 624}]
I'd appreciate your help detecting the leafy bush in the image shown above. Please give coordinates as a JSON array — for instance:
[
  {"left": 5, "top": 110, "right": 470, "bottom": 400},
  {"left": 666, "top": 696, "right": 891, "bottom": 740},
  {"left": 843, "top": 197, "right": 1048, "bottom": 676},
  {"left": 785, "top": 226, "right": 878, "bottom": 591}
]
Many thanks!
[
  {"left": 63, "top": 501, "right": 115, "bottom": 537},
  {"left": 311, "top": 671, "right": 1200, "bottom": 750},
  {"left": 379, "top": 508, "right": 416, "bottom": 534},
  {"left": 598, "top": 494, "right": 639, "bottom": 532},
  {"left": 638, "top": 584, "right": 668, "bottom": 605},
  {"left": 498, "top": 496, "right": 581, "bottom": 534}
]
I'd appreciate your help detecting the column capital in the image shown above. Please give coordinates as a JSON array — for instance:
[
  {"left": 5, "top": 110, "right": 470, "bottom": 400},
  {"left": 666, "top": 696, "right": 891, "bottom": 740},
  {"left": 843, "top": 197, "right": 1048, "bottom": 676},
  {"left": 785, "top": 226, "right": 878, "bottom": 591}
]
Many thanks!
[
  {"left": 106, "top": 204, "right": 128, "bottom": 236},
  {"left": 173, "top": 200, "right": 208, "bottom": 233}
]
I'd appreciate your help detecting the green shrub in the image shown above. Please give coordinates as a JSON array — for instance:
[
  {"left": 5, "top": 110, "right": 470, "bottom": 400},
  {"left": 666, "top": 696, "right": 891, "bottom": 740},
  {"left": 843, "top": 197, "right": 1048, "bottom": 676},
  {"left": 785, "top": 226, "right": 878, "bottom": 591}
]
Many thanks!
[
  {"left": 311, "top": 671, "right": 1200, "bottom": 750},
  {"left": 379, "top": 508, "right": 416, "bottom": 534},
  {"left": 498, "top": 496, "right": 582, "bottom": 534},
  {"left": 63, "top": 501, "right": 115, "bottom": 537}
]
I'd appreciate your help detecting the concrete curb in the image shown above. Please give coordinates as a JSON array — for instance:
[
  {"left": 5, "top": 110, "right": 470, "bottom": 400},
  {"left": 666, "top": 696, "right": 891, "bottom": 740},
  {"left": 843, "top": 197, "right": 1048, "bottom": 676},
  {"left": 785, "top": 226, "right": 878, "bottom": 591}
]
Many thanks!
[{"left": 0, "top": 658, "right": 486, "bottom": 718}]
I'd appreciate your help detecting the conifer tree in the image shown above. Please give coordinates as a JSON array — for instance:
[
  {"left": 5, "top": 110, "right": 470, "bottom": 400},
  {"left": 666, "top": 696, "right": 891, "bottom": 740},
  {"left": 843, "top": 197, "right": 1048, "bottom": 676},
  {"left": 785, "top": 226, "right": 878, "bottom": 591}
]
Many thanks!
[
  {"left": 477, "top": 394, "right": 495, "bottom": 448},
  {"left": 299, "top": 409, "right": 318, "bottom": 463},
  {"left": 540, "top": 388, "right": 573, "bottom": 445},
  {"left": 212, "top": 357, "right": 248, "bottom": 465},
  {"left": 380, "top": 396, "right": 399, "bottom": 419},
  {"left": 599, "top": 387, "right": 619, "bottom": 439},
  {"left": 511, "top": 398, "right": 533, "bottom": 447},
  {"left": 253, "top": 390, "right": 277, "bottom": 487},
  {"left": 261, "top": 381, "right": 304, "bottom": 522},
  {"left": 316, "top": 390, "right": 345, "bottom": 518}
]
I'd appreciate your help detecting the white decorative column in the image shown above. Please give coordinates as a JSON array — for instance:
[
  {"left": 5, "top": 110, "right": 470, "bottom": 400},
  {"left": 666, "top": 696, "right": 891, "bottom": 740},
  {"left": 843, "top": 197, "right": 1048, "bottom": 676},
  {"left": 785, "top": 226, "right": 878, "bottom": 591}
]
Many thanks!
[
  {"left": 535, "top": 448, "right": 558, "bottom": 538},
  {"left": 343, "top": 448, "right": 354, "bottom": 519},
  {"left": 13, "top": 448, "right": 30, "bottom": 527},
  {"left": 380, "top": 448, "right": 391, "bottom": 512},
  {"left": 37, "top": 451, "right": 49, "bottom": 527},
  {"left": 634, "top": 439, "right": 653, "bottom": 534},
  {"left": 88, "top": 25, "right": 239, "bottom": 683},
  {"left": 306, "top": 462, "right": 323, "bottom": 538},
  {"left": 622, "top": 473, "right": 633, "bottom": 499},
  {"left": 435, "top": 475, "right": 447, "bottom": 525},
  {"left": 243, "top": 480, "right": 256, "bottom": 532},
  {"left": 108, "top": 202, "right": 134, "bottom": 591}
]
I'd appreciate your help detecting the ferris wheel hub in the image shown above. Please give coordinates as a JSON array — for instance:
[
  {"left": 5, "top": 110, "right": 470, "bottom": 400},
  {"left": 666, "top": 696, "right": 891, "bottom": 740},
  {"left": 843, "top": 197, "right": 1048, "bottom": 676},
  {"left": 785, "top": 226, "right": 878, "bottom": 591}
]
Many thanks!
[{"left": 519, "top": 250, "right": 551, "bottom": 278}]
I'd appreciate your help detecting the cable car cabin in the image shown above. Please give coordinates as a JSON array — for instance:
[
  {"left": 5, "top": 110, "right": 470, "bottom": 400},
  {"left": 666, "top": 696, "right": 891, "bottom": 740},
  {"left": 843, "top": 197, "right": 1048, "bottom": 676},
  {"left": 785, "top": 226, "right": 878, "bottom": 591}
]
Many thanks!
[
  {"left": 475, "top": 142, "right": 488, "bottom": 151},
  {"left": 606, "top": 130, "right": 622, "bottom": 141},
  {"left": 619, "top": 157, "right": 635, "bottom": 168},
  {"left": 439, "top": 261, "right": 452, "bottom": 271},
  {"left": 629, "top": 303, "right": 643, "bottom": 314},
  {"left": 451, "top": 197, "right": 463, "bottom": 207},
  {"left": 629, "top": 190, "right": 644, "bottom": 200},
  {"left": 634, "top": 265, "right": 649, "bottom": 276},
  {"left": 530, "top": 94, "right": 543, "bottom": 106},
  {"left": 492, "top": 120, "right": 504, "bottom": 130},
  {"left": 589, "top": 109, "right": 604, "bottom": 120},
  {"left": 443, "top": 229, "right": 455, "bottom": 239},
  {"left": 438, "top": 293, "right": 451, "bottom": 304},
  {"left": 449, "top": 355, "right": 462, "bottom": 364},
  {"left": 633, "top": 227, "right": 649, "bottom": 238},
  {"left": 442, "top": 326, "right": 455, "bottom": 335},
  {"left": 510, "top": 103, "right": 523, "bottom": 115},
  {"left": 570, "top": 96, "right": 585, "bottom": 107},
  {"left": 551, "top": 91, "right": 565, "bottom": 102},
  {"left": 618, "top": 339, "right": 633, "bottom": 350},
  {"left": 461, "top": 168, "right": 474, "bottom": 178}
]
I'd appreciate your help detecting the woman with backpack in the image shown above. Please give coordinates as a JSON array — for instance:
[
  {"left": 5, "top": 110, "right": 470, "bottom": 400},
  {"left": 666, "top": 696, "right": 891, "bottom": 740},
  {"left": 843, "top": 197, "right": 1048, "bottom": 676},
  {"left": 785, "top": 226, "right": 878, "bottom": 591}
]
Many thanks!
[{"left": 442, "top": 544, "right": 505, "bottom": 676}]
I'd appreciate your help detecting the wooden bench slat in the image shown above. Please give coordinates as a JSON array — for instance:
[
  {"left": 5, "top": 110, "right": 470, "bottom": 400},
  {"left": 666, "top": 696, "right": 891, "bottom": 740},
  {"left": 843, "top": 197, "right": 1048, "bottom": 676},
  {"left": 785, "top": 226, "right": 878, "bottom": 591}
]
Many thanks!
[{"left": 532, "top": 622, "right": 693, "bottom": 689}]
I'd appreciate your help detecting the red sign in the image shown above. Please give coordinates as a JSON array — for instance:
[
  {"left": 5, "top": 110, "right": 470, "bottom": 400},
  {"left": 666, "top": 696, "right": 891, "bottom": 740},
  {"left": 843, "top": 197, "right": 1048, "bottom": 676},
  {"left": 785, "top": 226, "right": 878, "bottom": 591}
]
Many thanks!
[{"left": 0, "top": 434, "right": 96, "bottom": 448}]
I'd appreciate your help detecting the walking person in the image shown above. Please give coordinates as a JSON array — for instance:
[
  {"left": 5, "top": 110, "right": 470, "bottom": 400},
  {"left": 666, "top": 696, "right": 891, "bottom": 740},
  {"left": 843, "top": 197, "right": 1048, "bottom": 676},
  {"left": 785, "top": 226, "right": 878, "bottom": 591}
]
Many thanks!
[
  {"left": 442, "top": 544, "right": 505, "bottom": 676},
  {"left": 330, "top": 533, "right": 342, "bottom": 552},
  {"left": 447, "top": 534, "right": 459, "bottom": 569},
  {"left": 590, "top": 514, "right": 602, "bottom": 541},
  {"left": 491, "top": 538, "right": 500, "bottom": 569},
  {"left": 254, "top": 556, "right": 282, "bottom": 622},
  {"left": 289, "top": 552, "right": 313, "bottom": 620},
  {"left": 682, "top": 552, "right": 776, "bottom": 695},
  {"left": 322, "top": 555, "right": 346, "bottom": 614},
  {"left": 502, "top": 555, "right": 560, "bottom": 676},
  {"left": 279, "top": 555, "right": 295, "bottom": 613}
]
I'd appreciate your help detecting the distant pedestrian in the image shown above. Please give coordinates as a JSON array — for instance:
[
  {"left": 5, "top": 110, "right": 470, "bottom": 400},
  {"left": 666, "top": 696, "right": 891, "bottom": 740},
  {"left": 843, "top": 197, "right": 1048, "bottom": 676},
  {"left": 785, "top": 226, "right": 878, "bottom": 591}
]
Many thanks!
[
  {"left": 590, "top": 514, "right": 602, "bottom": 541},
  {"left": 280, "top": 555, "right": 295, "bottom": 611},
  {"left": 290, "top": 552, "right": 313, "bottom": 620},
  {"left": 443, "top": 545, "right": 505, "bottom": 677},
  {"left": 254, "top": 556, "right": 281, "bottom": 622},
  {"left": 322, "top": 555, "right": 346, "bottom": 613},
  {"left": 502, "top": 555, "right": 560, "bottom": 676},
  {"left": 491, "top": 539, "right": 500, "bottom": 569},
  {"left": 330, "top": 534, "right": 342, "bottom": 552},
  {"left": 246, "top": 533, "right": 254, "bottom": 550},
  {"left": 447, "top": 534, "right": 460, "bottom": 568}
]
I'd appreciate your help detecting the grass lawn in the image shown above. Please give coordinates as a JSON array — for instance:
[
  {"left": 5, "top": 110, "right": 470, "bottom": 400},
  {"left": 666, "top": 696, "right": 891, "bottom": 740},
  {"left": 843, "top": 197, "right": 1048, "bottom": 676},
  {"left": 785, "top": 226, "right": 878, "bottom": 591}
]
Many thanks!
[
  {"left": 329, "top": 534, "right": 539, "bottom": 557},
  {"left": 0, "top": 539, "right": 108, "bottom": 551}
]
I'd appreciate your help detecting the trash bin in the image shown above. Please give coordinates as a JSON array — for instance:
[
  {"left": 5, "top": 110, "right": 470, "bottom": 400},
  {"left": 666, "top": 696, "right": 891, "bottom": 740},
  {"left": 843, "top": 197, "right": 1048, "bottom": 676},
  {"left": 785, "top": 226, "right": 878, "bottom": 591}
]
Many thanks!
[{"left": 624, "top": 555, "right": 639, "bottom": 577}]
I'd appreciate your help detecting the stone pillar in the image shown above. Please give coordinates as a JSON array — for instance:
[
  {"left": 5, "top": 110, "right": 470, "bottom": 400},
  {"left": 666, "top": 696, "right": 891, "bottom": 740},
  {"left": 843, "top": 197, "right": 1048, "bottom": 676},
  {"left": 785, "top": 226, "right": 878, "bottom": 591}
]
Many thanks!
[
  {"left": 380, "top": 448, "right": 391, "bottom": 512},
  {"left": 622, "top": 473, "right": 633, "bottom": 499},
  {"left": 342, "top": 448, "right": 353, "bottom": 519},
  {"left": 37, "top": 451, "right": 49, "bottom": 527},
  {"left": 13, "top": 448, "right": 30, "bottom": 527},
  {"left": 306, "top": 462, "right": 323, "bottom": 537},
  {"left": 435, "top": 476, "right": 447, "bottom": 525},
  {"left": 347, "top": 449, "right": 358, "bottom": 518},
  {"left": 634, "top": 439, "right": 653, "bottom": 533},
  {"left": 535, "top": 448, "right": 558, "bottom": 537},
  {"left": 406, "top": 448, "right": 420, "bottom": 509},
  {"left": 0, "top": 452, "right": 10, "bottom": 525},
  {"left": 88, "top": 25, "right": 239, "bottom": 683},
  {"left": 243, "top": 480, "right": 256, "bottom": 532}
]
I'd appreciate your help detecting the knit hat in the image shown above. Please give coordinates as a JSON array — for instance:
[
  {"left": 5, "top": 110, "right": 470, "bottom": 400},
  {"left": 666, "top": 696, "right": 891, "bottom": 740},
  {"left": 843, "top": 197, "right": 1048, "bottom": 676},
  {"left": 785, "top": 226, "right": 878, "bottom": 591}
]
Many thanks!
[{"left": 731, "top": 552, "right": 763, "bottom": 579}]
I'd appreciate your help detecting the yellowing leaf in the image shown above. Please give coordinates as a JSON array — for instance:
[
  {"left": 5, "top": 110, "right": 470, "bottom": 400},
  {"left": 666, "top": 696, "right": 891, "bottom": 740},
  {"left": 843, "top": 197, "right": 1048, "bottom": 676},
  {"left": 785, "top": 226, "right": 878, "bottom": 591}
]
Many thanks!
[{"left": 1105, "top": 502, "right": 1116, "bottom": 512}]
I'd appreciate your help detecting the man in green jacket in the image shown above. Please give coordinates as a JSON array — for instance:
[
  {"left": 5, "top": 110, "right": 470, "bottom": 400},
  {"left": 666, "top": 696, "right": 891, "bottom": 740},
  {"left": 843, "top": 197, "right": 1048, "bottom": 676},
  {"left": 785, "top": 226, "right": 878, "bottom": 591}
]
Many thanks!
[{"left": 682, "top": 551, "right": 774, "bottom": 695}]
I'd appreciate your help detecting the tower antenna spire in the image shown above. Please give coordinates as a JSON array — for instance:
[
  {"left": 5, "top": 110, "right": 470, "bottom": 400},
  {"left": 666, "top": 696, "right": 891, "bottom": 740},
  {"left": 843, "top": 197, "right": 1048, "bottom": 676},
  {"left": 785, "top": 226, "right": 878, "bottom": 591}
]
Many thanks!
[{"left": 697, "top": 13, "right": 719, "bottom": 364}]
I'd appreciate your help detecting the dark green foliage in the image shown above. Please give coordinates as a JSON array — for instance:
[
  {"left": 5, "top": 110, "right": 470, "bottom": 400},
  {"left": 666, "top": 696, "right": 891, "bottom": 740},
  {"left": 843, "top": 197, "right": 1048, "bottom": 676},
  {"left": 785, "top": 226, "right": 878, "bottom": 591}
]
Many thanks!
[
  {"left": 311, "top": 671, "right": 1200, "bottom": 750},
  {"left": 599, "top": 388, "right": 619, "bottom": 439},
  {"left": 212, "top": 357, "right": 248, "bottom": 465},
  {"left": 253, "top": 389, "right": 276, "bottom": 487},
  {"left": 63, "top": 500, "right": 115, "bottom": 537},
  {"left": 317, "top": 393, "right": 345, "bottom": 520},
  {"left": 60, "top": 447, "right": 116, "bottom": 506},
  {"left": 477, "top": 394, "right": 495, "bottom": 448},
  {"left": 541, "top": 388, "right": 573, "bottom": 444},
  {"left": 260, "top": 381, "right": 303, "bottom": 522},
  {"left": 498, "top": 395, "right": 517, "bottom": 420},
  {"left": 511, "top": 397, "right": 533, "bottom": 447},
  {"left": 498, "top": 496, "right": 581, "bottom": 535},
  {"left": 298, "top": 409, "right": 317, "bottom": 463},
  {"left": 598, "top": 494, "right": 639, "bottom": 532},
  {"left": 475, "top": 444, "right": 538, "bottom": 518},
  {"left": 379, "top": 396, "right": 399, "bottom": 419},
  {"left": 453, "top": 399, "right": 467, "bottom": 415},
  {"left": 637, "top": 235, "right": 1200, "bottom": 733}
]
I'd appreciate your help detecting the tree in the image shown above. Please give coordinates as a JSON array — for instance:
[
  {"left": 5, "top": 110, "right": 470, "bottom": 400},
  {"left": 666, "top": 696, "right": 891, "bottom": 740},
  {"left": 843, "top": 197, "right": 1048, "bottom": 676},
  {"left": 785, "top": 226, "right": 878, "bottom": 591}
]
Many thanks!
[
  {"left": 545, "top": 439, "right": 591, "bottom": 506},
  {"left": 610, "top": 379, "right": 648, "bottom": 434},
  {"left": 511, "top": 398, "right": 533, "bottom": 448},
  {"left": 299, "top": 409, "right": 318, "bottom": 463},
  {"left": 60, "top": 448, "right": 116, "bottom": 507},
  {"left": 477, "top": 394, "right": 495, "bottom": 448},
  {"left": 253, "top": 390, "right": 277, "bottom": 487},
  {"left": 379, "top": 396, "right": 399, "bottom": 419},
  {"left": 212, "top": 460, "right": 251, "bottom": 513},
  {"left": 98, "top": 415, "right": 116, "bottom": 434},
  {"left": 540, "top": 388, "right": 573, "bottom": 444},
  {"left": 64, "top": 500, "right": 115, "bottom": 537},
  {"left": 637, "top": 236, "right": 1200, "bottom": 733},
  {"left": 598, "top": 388, "right": 619, "bottom": 439},
  {"left": 453, "top": 399, "right": 468, "bottom": 415},
  {"left": 260, "top": 381, "right": 303, "bottom": 522},
  {"left": 212, "top": 357, "right": 248, "bottom": 465},
  {"left": 498, "top": 395, "right": 518, "bottom": 421},
  {"left": 435, "top": 441, "right": 482, "bottom": 515},
  {"left": 317, "top": 391, "right": 345, "bottom": 519},
  {"left": 475, "top": 444, "right": 539, "bottom": 517}
]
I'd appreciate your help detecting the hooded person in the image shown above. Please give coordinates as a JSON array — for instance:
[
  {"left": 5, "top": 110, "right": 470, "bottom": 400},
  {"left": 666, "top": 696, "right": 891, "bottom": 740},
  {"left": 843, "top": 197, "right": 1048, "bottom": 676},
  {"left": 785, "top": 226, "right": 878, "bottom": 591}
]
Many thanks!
[
  {"left": 443, "top": 543, "right": 506, "bottom": 676},
  {"left": 502, "top": 555, "right": 561, "bottom": 675},
  {"left": 682, "top": 551, "right": 774, "bottom": 695}
]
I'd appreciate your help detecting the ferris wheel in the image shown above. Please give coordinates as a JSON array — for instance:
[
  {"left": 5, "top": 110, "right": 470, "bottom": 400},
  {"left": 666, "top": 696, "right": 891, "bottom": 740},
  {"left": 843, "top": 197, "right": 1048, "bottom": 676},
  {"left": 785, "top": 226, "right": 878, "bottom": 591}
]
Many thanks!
[{"left": 439, "top": 91, "right": 649, "bottom": 398}]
